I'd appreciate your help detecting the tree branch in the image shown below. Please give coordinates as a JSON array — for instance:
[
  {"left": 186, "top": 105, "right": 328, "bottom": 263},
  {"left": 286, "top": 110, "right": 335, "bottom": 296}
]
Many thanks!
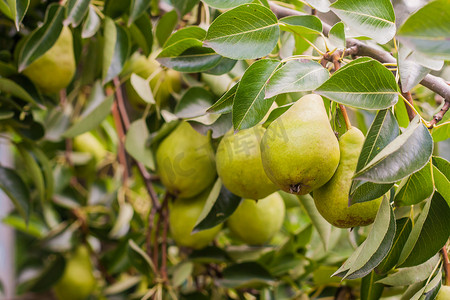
[
  {"left": 442, "top": 245, "right": 450, "bottom": 286},
  {"left": 269, "top": 2, "right": 450, "bottom": 126}
]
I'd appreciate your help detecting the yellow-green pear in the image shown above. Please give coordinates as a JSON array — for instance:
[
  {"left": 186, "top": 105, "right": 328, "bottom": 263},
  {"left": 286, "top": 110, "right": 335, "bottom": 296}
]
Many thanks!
[
  {"left": 156, "top": 122, "right": 216, "bottom": 198},
  {"left": 227, "top": 192, "right": 285, "bottom": 245},
  {"left": 53, "top": 245, "right": 96, "bottom": 300},
  {"left": 313, "top": 127, "right": 382, "bottom": 228},
  {"left": 123, "top": 53, "right": 181, "bottom": 109},
  {"left": 216, "top": 126, "right": 278, "bottom": 200},
  {"left": 436, "top": 286, "right": 450, "bottom": 300},
  {"left": 22, "top": 27, "right": 76, "bottom": 94},
  {"left": 169, "top": 189, "right": 222, "bottom": 249},
  {"left": 73, "top": 132, "right": 107, "bottom": 163},
  {"left": 260, "top": 94, "right": 340, "bottom": 195}
]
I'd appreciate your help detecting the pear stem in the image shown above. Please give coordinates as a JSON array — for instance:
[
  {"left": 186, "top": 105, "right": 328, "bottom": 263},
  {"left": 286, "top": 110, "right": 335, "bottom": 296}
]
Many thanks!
[{"left": 442, "top": 245, "right": 450, "bottom": 286}]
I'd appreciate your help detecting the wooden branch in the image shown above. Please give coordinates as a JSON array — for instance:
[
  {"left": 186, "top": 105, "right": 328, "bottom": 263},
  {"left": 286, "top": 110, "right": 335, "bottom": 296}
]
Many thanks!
[
  {"left": 400, "top": 90, "right": 417, "bottom": 121},
  {"left": 269, "top": 2, "right": 450, "bottom": 126},
  {"left": 442, "top": 245, "right": 450, "bottom": 286}
]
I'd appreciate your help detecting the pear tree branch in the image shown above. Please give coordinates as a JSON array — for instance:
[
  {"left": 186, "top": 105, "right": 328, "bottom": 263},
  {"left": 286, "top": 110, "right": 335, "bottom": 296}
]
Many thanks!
[
  {"left": 442, "top": 245, "right": 450, "bottom": 286},
  {"left": 269, "top": 2, "right": 450, "bottom": 127}
]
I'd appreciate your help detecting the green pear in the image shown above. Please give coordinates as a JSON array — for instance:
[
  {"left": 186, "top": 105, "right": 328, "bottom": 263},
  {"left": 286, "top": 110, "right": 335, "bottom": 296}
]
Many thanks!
[
  {"left": 260, "top": 94, "right": 340, "bottom": 195},
  {"left": 156, "top": 122, "right": 216, "bottom": 198},
  {"left": 53, "top": 245, "right": 96, "bottom": 300},
  {"left": 169, "top": 189, "right": 223, "bottom": 249},
  {"left": 216, "top": 125, "right": 278, "bottom": 200},
  {"left": 227, "top": 192, "right": 285, "bottom": 245},
  {"left": 22, "top": 26, "right": 75, "bottom": 94},
  {"left": 123, "top": 53, "right": 181, "bottom": 110},
  {"left": 313, "top": 127, "right": 382, "bottom": 228},
  {"left": 436, "top": 285, "right": 450, "bottom": 300},
  {"left": 73, "top": 132, "right": 107, "bottom": 163}
]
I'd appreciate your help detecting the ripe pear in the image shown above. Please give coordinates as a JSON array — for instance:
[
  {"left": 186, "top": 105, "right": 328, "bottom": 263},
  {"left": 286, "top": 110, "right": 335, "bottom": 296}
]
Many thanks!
[
  {"left": 260, "top": 94, "right": 340, "bottom": 195},
  {"left": 53, "top": 245, "right": 96, "bottom": 300},
  {"left": 169, "top": 189, "right": 223, "bottom": 249},
  {"left": 436, "top": 286, "right": 450, "bottom": 300},
  {"left": 313, "top": 127, "right": 382, "bottom": 228},
  {"left": 156, "top": 122, "right": 216, "bottom": 198},
  {"left": 22, "top": 26, "right": 76, "bottom": 94},
  {"left": 216, "top": 126, "right": 278, "bottom": 200},
  {"left": 123, "top": 53, "right": 181, "bottom": 109},
  {"left": 227, "top": 192, "right": 285, "bottom": 245}
]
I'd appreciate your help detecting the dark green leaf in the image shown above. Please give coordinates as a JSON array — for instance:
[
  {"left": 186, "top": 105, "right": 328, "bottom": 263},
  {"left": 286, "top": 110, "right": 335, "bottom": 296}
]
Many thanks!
[
  {"left": 376, "top": 217, "right": 412, "bottom": 274},
  {"left": 265, "top": 60, "right": 329, "bottom": 98},
  {"left": 158, "top": 46, "right": 222, "bottom": 73},
  {"left": 232, "top": 59, "right": 279, "bottom": 130},
  {"left": 0, "top": 167, "right": 30, "bottom": 222},
  {"left": 16, "top": 143, "right": 45, "bottom": 206},
  {"left": 125, "top": 119, "right": 155, "bottom": 170},
  {"left": 128, "top": 0, "right": 151, "bottom": 26},
  {"left": 193, "top": 180, "right": 241, "bottom": 232},
  {"left": 0, "top": 77, "right": 39, "bottom": 106},
  {"left": 18, "top": 4, "right": 65, "bottom": 71},
  {"left": 394, "top": 162, "right": 433, "bottom": 206},
  {"left": 204, "top": 4, "right": 279, "bottom": 60},
  {"left": 171, "top": 0, "right": 199, "bottom": 16},
  {"left": 316, "top": 58, "right": 398, "bottom": 110},
  {"left": 279, "top": 15, "right": 322, "bottom": 35},
  {"left": 361, "top": 271, "right": 384, "bottom": 300},
  {"left": 207, "top": 82, "right": 238, "bottom": 114},
  {"left": 354, "top": 116, "right": 433, "bottom": 183},
  {"left": 334, "top": 197, "right": 395, "bottom": 279},
  {"left": 330, "top": 0, "right": 395, "bottom": 44},
  {"left": 397, "top": 0, "right": 450, "bottom": 59},
  {"left": 155, "top": 10, "right": 178, "bottom": 47},
  {"left": 8, "top": 0, "right": 29, "bottom": 30},
  {"left": 127, "top": 239, "right": 155, "bottom": 278},
  {"left": 81, "top": 6, "right": 101, "bottom": 38},
  {"left": 102, "top": 18, "right": 130, "bottom": 84},
  {"left": 202, "top": 0, "right": 252, "bottom": 9},
  {"left": 432, "top": 157, "right": 450, "bottom": 205},
  {"left": 27, "top": 254, "right": 65, "bottom": 292},
  {"left": 64, "top": 0, "right": 90, "bottom": 27},
  {"left": 217, "top": 262, "right": 275, "bottom": 289},
  {"left": 204, "top": 57, "right": 237, "bottom": 75},
  {"left": 189, "top": 246, "right": 231, "bottom": 263},
  {"left": 175, "top": 87, "right": 215, "bottom": 118},
  {"left": 262, "top": 103, "right": 294, "bottom": 128},
  {"left": 398, "top": 192, "right": 450, "bottom": 267},
  {"left": 189, "top": 113, "right": 233, "bottom": 139},
  {"left": 129, "top": 14, "right": 153, "bottom": 56}
]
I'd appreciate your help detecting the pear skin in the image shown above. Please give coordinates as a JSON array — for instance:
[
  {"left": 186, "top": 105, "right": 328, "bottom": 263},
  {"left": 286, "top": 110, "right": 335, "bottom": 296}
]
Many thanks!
[
  {"left": 156, "top": 122, "right": 216, "bottom": 198},
  {"left": 313, "top": 127, "right": 382, "bottom": 228},
  {"left": 216, "top": 125, "right": 278, "bottom": 200},
  {"left": 53, "top": 246, "right": 96, "bottom": 300},
  {"left": 436, "top": 286, "right": 450, "bottom": 300},
  {"left": 227, "top": 192, "right": 285, "bottom": 245},
  {"left": 23, "top": 27, "right": 75, "bottom": 94},
  {"left": 169, "top": 189, "right": 222, "bottom": 249},
  {"left": 260, "top": 94, "right": 340, "bottom": 195}
]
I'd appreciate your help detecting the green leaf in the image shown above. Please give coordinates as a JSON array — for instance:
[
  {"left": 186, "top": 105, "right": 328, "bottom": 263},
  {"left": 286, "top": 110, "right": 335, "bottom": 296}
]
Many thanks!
[
  {"left": 202, "top": 0, "right": 252, "bottom": 9},
  {"left": 298, "top": 194, "right": 331, "bottom": 250},
  {"left": 376, "top": 217, "right": 412, "bottom": 274},
  {"left": 262, "top": 103, "right": 294, "bottom": 128},
  {"left": 171, "top": 0, "right": 199, "bottom": 16},
  {"left": 217, "top": 262, "right": 275, "bottom": 289},
  {"left": 81, "top": 5, "right": 101, "bottom": 38},
  {"left": 207, "top": 82, "right": 238, "bottom": 114},
  {"left": 0, "top": 167, "right": 30, "bottom": 222},
  {"left": 163, "top": 26, "right": 206, "bottom": 47},
  {"left": 0, "top": 77, "right": 39, "bottom": 106},
  {"left": 204, "top": 57, "right": 237, "bottom": 75},
  {"left": 158, "top": 46, "right": 222, "bottom": 73},
  {"left": 189, "top": 246, "right": 231, "bottom": 263},
  {"left": 155, "top": 10, "right": 178, "bottom": 47},
  {"left": 334, "top": 197, "right": 395, "bottom": 279},
  {"left": 172, "top": 262, "right": 194, "bottom": 287},
  {"left": 232, "top": 59, "right": 279, "bottom": 130},
  {"left": 7, "top": 0, "right": 29, "bottom": 30},
  {"left": 128, "top": 0, "right": 150, "bottom": 26},
  {"left": 175, "top": 87, "right": 215, "bottom": 118},
  {"left": 315, "top": 57, "right": 398, "bottom": 110},
  {"left": 127, "top": 239, "right": 156, "bottom": 278},
  {"left": 26, "top": 254, "right": 66, "bottom": 292},
  {"left": 63, "top": 82, "right": 115, "bottom": 137},
  {"left": 432, "top": 113, "right": 450, "bottom": 142},
  {"left": 125, "top": 119, "right": 155, "bottom": 170},
  {"left": 350, "top": 110, "right": 399, "bottom": 204},
  {"left": 398, "top": 45, "right": 431, "bottom": 93},
  {"left": 329, "top": 21, "right": 345, "bottom": 49},
  {"left": 130, "top": 73, "right": 155, "bottom": 104},
  {"left": 189, "top": 113, "right": 233, "bottom": 139},
  {"left": 18, "top": 4, "right": 65, "bottom": 71},
  {"left": 193, "top": 180, "right": 241, "bottom": 232},
  {"left": 330, "top": 0, "right": 395, "bottom": 44},
  {"left": 397, "top": 0, "right": 450, "bottom": 60},
  {"left": 204, "top": 4, "right": 279, "bottom": 60},
  {"left": 265, "top": 60, "right": 329, "bottom": 98},
  {"left": 129, "top": 14, "right": 153, "bottom": 56},
  {"left": 16, "top": 144, "right": 45, "bottom": 207},
  {"left": 377, "top": 254, "right": 440, "bottom": 286},
  {"left": 354, "top": 116, "right": 433, "bottom": 183},
  {"left": 432, "top": 157, "right": 450, "bottom": 205},
  {"left": 394, "top": 163, "right": 433, "bottom": 206},
  {"left": 279, "top": 15, "right": 322, "bottom": 35},
  {"left": 102, "top": 18, "right": 130, "bottom": 84},
  {"left": 361, "top": 271, "right": 384, "bottom": 300},
  {"left": 64, "top": 0, "right": 90, "bottom": 27},
  {"left": 398, "top": 193, "right": 450, "bottom": 267}
]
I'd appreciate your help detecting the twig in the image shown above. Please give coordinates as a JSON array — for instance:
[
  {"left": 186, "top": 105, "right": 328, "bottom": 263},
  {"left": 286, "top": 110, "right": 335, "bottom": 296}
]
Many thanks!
[
  {"left": 429, "top": 100, "right": 450, "bottom": 128},
  {"left": 400, "top": 89, "right": 417, "bottom": 121},
  {"left": 268, "top": 1, "right": 450, "bottom": 125},
  {"left": 160, "top": 196, "right": 171, "bottom": 282},
  {"left": 146, "top": 204, "right": 157, "bottom": 264},
  {"left": 110, "top": 100, "right": 130, "bottom": 183},
  {"left": 442, "top": 245, "right": 450, "bottom": 286}
]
